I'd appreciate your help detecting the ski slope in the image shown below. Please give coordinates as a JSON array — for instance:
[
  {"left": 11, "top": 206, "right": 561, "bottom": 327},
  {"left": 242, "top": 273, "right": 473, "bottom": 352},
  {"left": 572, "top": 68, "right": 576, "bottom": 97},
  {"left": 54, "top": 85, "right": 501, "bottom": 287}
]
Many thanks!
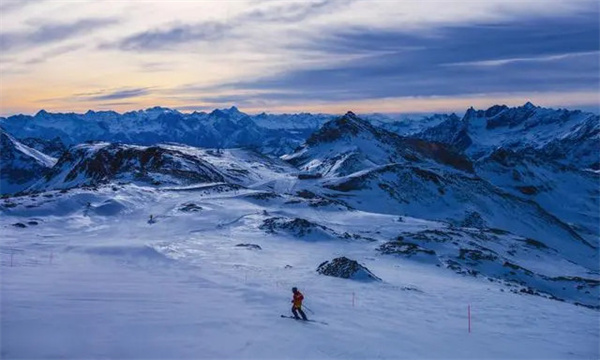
[{"left": 2, "top": 185, "right": 598, "bottom": 359}]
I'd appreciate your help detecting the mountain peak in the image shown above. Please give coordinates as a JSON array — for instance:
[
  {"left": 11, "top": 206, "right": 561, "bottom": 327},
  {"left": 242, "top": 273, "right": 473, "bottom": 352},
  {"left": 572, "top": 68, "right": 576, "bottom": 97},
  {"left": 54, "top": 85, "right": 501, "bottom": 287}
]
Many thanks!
[
  {"left": 35, "top": 109, "right": 49, "bottom": 117},
  {"left": 208, "top": 106, "right": 248, "bottom": 121},
  {"left": 305, "top": 112, "right": 377, "bottom": 146},
  {"left": 145, "top": 106, "right": 169, "bottom": 111},
  {"left": 343, "top": 111, "right": 357, "bottom": 119},
  {"left": 523, "top": 101, "right": 536, "bottom": 110}
]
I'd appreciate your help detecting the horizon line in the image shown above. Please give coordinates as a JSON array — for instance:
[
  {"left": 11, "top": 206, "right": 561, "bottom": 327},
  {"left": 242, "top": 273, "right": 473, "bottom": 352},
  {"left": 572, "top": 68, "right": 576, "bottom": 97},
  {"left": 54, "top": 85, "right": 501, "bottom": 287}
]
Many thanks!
[{"left": 2, "top": 100, "right": 599, "bottom": 118}]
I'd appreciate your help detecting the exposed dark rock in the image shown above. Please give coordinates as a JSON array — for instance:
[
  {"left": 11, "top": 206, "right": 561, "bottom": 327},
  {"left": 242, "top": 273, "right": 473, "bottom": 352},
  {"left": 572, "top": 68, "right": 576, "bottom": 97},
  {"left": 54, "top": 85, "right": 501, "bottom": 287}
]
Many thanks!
[
  {"left": 235, "top": 243, "right": 262, "bottom": 250},
  {"left": 298, "top": 172, "right": 323, "bottom": 179},
  {"left": 523, "top": 238, "right": 549, "bottom": 249},
  {"left": 12, "top": 222, "right": 26, "bottom": 228},
  {"left": 316, "top": 257, "right": 381, "bottom": 281},
  {"left": 244, "top": 192, "right": 280, "bottom": 201},
  {"left": 458, "top": 248, "right": 498, "bottom": 262},
  {"left": 259, "top": 217, "right": 331, "bottom": 237},
  {"left": 2, "top": 201, "right": 17, "bottom": 208},
  {"left": 37, "top": 143, "right": 226, "bottom": 191},
  {"left": 459, "top": 211, "right": 488, "bottom": 229},
  {"left": 378, "top": 237, "right": 436, "bottom": 257},
  {"left": 19, "top": 137, "right": 67, "bottom": 158},
  {"left": 179, "top": 203, "right": 203, "bottom": 212},
  {"left": 1, "top": 130, "right": 54, "bottom": 195},
  {"left": 516, "top": 186, "right": 539, "bottom": 195}
]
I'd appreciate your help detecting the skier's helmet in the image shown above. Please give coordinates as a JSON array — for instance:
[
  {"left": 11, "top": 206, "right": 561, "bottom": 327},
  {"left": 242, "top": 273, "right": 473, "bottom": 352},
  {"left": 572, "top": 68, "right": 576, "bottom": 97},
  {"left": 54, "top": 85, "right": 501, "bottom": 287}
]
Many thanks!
[{"left": 292, "top": 287, "right": 297, "bottom": 292}]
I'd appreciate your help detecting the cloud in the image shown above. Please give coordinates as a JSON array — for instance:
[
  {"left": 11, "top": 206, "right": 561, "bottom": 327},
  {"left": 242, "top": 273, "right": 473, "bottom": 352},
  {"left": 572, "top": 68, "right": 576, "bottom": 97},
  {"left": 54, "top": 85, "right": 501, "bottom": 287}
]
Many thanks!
[
  {"left": 114, "top": 22, "right": 233, "bottom": 51},
  {"left": 442, "top": 51, "right": 599, "bottom": 67},
  {"left": 87, "top": 88, "right": 151, "bottom": 101},
  {"left": 240, "top": 0, "right": 346, "bottom": 23},
  {"left": 63, "top": 88, "right": 151, "bottom": 102},
  {"left": 110, "top": 0, "right": 350, "bottom": 51},
  {"left": 0, "top": 18, "right": 118, "bottom": 52},
  {"left": 23, "top": 44, "right": 84, "bottom": 65},
  {"left": 96, "top": 101, "right": 138, "bottom": 107},
  {"left": 0, "top": 0, "right": 47, "bottom": 13},
  {"left": 199, "top": 7, "right": 599, "bottom": 103}
]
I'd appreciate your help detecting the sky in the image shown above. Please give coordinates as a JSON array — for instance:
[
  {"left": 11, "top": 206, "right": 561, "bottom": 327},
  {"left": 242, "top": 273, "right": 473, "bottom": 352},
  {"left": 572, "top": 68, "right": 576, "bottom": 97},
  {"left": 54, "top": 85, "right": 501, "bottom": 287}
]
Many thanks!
[{"left": 0, "top": 0, "right": 598, "bottom": 116}]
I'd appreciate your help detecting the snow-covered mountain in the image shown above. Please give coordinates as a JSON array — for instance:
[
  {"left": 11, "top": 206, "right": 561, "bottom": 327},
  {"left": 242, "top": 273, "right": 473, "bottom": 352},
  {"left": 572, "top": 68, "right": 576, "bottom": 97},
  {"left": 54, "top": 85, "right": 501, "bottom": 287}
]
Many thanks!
[
  {"left": 416, "top": 102, "right": 600, "bottom": 169},
  {"left": 367, "top": 113, "right": 459, "bottom": 136},
  {"left": 475, "top": 148, "right": 600, "bottom": 246},
  {"left": 279, "top": 111, "right": 597, "bottom": 270},
  {"left": 0, "top": 106, "right": 329, "bottom": 157},
  {"left": 29, "top": 142, "right": 228, "bottom": 192},
  {"left": 18, "top": 137, "right": 67, "bottom": 158},
  {"left": 24, "top": 141, "right": 297, "bottom": 194},
  {"left": 282, "top": 111, "right": 472, "bottom": 177},
  {"left": 0, "top": 129, "right": 56, "bottom": 195}
]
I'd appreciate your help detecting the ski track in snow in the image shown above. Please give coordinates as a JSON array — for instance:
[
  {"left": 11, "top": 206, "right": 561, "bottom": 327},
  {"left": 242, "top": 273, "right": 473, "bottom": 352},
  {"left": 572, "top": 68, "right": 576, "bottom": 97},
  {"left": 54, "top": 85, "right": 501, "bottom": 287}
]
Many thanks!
[{"left": 1, "top": 185, "right": 598, "bottom": 359}]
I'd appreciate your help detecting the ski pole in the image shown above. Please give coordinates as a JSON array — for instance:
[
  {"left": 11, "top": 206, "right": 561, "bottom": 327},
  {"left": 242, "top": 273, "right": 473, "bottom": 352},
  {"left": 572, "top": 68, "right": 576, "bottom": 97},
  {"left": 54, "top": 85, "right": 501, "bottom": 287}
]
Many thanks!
[{"left": 303, "top": 305, "right": 314, "bottom": 314}]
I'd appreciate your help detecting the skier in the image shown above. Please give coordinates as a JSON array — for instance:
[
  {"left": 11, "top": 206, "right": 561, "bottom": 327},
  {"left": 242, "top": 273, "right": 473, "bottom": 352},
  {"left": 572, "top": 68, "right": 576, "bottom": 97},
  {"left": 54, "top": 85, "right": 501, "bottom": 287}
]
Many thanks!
[{"left": 291, "top": 287, "right": 308, "bottom": 320}]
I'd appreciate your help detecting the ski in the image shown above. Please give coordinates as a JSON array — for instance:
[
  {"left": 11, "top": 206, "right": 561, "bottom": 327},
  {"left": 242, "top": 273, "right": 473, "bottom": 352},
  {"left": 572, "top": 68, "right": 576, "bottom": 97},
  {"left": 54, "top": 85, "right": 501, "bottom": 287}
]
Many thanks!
[{"left": 280, "top": 315, "right": 328, "bottom": 325}]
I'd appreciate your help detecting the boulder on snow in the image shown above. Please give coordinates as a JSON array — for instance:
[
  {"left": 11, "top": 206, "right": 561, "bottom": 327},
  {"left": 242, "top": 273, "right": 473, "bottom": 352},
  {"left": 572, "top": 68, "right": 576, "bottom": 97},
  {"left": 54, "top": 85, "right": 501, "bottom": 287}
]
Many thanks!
[
  {"left": 235, "top": 243, "right": 262, "bottom": 250},
  {"left": 316, "top": 257, "right": 381, "bottom": 282},
  {"left": 179, "top": 202, "right": 203, "bottom": 212},
  {"left": 259, "top": 217, "right": 333, "bottom": 238}
]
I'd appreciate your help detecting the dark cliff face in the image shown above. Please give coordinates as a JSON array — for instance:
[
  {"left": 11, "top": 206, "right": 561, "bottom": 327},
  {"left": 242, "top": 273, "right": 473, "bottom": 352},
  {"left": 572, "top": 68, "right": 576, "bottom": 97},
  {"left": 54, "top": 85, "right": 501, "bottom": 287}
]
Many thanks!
[
  {"left": 19, "top": 137, "right": 67, "bottom": 158},
  {"left": 1, "top": 130, "right": 54, "bottom": 194},
  {"left": 42, "top": 143, "right": 226, "bottom": 189}
]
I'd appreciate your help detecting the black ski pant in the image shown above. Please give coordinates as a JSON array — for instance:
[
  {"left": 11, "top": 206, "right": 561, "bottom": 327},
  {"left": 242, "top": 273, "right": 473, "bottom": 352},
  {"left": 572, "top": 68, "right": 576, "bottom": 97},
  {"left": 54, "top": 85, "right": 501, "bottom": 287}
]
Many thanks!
[{"left": 292, "top": 306, "right": 307, "bottom": 320}]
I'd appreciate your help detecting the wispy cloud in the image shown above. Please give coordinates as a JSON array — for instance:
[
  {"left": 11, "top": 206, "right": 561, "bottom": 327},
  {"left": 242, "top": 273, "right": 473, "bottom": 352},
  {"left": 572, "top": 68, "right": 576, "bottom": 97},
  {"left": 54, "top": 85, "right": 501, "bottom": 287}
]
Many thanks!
[
  {"left": 0, "top": 18, "right": 118, "bottom": 52},
  {"left": 199, "top": 7, "right": 599, "bottom": 103},
  {"left": 97, "top": 101, "right": 138, "bottom": 107},
  {"left": 441, "top": 51, "right": 599, "bottom": 67},
  {"left": 0, "top": 0, "right": 47, "bottom": 13},
  {"left": 110, "top": 0, "right": 349, "bottom": 51},
  {"left": 240, "top": 0, "right": 344, "bottom": 23},
  {"left": 23, "top": 44, "right": 84, "bottom": 65},
  {"left": 86, "top": 88, "right": 151, "bottom": 101},
  {"left": 114, "top": 22, "right": 233, "bottom": 51}
]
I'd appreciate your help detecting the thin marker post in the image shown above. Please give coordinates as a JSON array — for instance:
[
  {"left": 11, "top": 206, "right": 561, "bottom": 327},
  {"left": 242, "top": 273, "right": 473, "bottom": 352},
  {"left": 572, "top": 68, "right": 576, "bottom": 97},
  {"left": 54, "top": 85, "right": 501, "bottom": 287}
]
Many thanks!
[{"left": 468, "top": 304, "right": 471, "bottom": 333}]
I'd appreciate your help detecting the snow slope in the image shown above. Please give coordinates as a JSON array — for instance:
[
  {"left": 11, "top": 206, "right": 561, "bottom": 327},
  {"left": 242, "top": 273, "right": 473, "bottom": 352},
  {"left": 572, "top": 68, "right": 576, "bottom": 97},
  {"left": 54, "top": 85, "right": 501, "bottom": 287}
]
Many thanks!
[
  {"left": 475, "top": 148, "right": 600, "bottom": 246},
  {"left": 1, "top": 184, "right": 598, "bottom": 359}
]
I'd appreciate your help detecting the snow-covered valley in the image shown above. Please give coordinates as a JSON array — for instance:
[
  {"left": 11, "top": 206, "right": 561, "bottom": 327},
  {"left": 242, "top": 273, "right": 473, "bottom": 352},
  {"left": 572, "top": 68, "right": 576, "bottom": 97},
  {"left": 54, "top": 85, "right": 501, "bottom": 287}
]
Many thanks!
[{"left": 1, "top": 103, "right": 599, "bottom": 359}]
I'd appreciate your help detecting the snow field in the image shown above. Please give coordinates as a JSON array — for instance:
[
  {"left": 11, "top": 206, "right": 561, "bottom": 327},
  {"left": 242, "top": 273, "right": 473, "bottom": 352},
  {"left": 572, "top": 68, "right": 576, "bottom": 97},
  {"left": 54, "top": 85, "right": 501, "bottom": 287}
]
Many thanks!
[{"left": 2, "top": 186, "right": 598, "bottom": 359}]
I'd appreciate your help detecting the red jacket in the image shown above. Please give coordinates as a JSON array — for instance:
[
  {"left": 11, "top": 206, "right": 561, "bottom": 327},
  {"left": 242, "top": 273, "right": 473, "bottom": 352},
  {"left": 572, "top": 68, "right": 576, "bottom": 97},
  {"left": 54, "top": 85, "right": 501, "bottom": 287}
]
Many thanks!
[{"left": 292, "top": 291, "right": 304, "bottom": 308}]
